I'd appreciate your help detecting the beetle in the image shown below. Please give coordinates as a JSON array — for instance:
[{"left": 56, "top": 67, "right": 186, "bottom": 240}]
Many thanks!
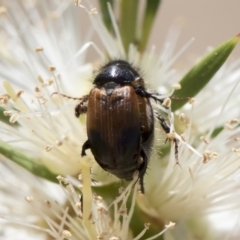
[{"left": 73, "top": 60, "right": 175, "bottom": 193}]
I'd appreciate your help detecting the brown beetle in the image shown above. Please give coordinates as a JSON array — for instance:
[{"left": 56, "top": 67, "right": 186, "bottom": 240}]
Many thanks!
[{"left": 74, "top": 60, "right": 175, "bottom": 193}]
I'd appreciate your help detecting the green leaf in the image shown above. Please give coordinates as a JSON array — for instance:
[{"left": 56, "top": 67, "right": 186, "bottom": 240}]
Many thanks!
[
  {"left": 98, "top": 0, "right": 115, "bottom": 33},
  {"left": 138, "top": 0, "right": 162, "bottom": 53},
  {"left": 120, "top": 0, "right": 139, "bottom": 53},
  {"left": 99, "top": 0, "right": 161, "bottom": 54},
  {"left": 171, "top": 34, "right": 240, "bottom": 111},
  {"left": 0, "top": 141, "right": 58, "bottom": 183},
  {"left": 211, "top": 126, "right": 224, "bottom": 138}
]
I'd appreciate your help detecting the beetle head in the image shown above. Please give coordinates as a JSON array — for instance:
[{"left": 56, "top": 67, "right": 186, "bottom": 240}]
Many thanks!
[{"left": 94, "top": 60, "right": 140, "bottom": 87}]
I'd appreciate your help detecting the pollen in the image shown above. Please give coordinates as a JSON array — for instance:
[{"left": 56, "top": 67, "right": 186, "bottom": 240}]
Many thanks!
[
  {"left": 34, "top": 86, "right": 41, "bottom": 93},
  {"left": 230, "top": 118, "right": 239, "bottom": 125},
  {"left": 44, "top": 200, "right": 51, "bottom": 208},
  {"left": 179, "top": 113, "right": 187, "bottom": 123},
  {"left": 167, "top": 132, "right": 175, "bottom": 141},
  {"left": 232, "top": 148, "right": 240, "bottom": 152},
  {"left": 47, "top": 78, "right": 54, "bottom": 85},
  {"left": 56, "top": 175, "right": 63, "bottom": 181},
  {"left": 3, "top": 110, "right": 12, "bottom": 116},
  {"left": 200, "top": 136, "right": 209, "bottom": 144},
  {"left": 45, "top": 145, "right": 53, "bottom": 151},
  {"left": 49, "top": 65, "right": 56, "bottom": 72},
  {"left": 57, "top": 175, "right": 69, "bottom": 184},
  {"left": 35, "top": 46, "right": 44, "bottom": 52},
  {"left": 109, "top": 237, "right": 120, "bottom": 240},
  {"left": 162, "top": 97, "right": 171, "bottom": 108},
  {"left": 165, "top": 221, "right": 175, "bottom": 229},
  {"left": 61, "top": 230, "right": 72, "bottom": 238},
  {"left": 0, "top": 94, "right": 9, "bottom": 104},
  {"left": 9, "top": 113, "right": 19, "bottom": 123},
  {"left": 25, "top": 196, "right": 34, "bottom": 202},
  {"left": 202, "top": 150, "right": 218, "bottom": 163},
  {"left": 172, "top": 83, "right": 181, "bottom": 90},
  {"left": 188, "top": 98, "right": 195, "bottom": 104},
  {"left": 144, "top": 223, "right": 150, "bottom": 229},
  {"left": 97, "top": 196, "right": 104, "bottom": 204},
  {"left": 224, "top": 123, "right": 233, "bottom": 130},
  {"left": 75, "top": 202, "right": 82, "bottom": 211},
  {"left": 180, "top": 133, "right": 187, "bottom": 142},
  {"left": 56, "top": 140, "right": 63, "bottom": 146},
  {"left": 75, "top": 0, "right": 81, "bottom": 6},
  {"left": 37, "top": 75, "right": 44, "bottom": 84},
  {"left": 90, "top": 8, "right": 98, "bottom": 14},
  {"left": 16, "top": 90, "right": 24, "bottom": 98}
]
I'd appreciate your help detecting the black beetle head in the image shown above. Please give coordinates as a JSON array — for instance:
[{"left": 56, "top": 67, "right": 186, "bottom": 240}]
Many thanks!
[{"left": 94, "top": 60, "right": 140, "bottom": 87}]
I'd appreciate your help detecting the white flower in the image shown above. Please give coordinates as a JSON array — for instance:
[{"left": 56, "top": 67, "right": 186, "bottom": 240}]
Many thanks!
[
  {"left": 0, "top": 0, "right": 94, "bottom": 176},
  {"left": 138, "top": 56, "right": 240, "bottom": 239}
]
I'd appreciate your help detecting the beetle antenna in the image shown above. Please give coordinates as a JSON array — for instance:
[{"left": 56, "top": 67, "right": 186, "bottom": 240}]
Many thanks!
[
  {"left": 51, "top": 92, "right": 83, "bottom": 100},
  {"left": 173, "top": 138, "right": 181, "bottom": 168},
  {"left": 170, "top": 96, "right": 191, "bottom": 101}
]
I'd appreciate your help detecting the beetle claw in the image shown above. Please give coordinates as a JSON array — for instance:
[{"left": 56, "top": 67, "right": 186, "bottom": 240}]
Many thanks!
[
  {"left": 81, "top": 140, "right": 91, "bottom": 157},
  {"left": 75, "top": 95, "right": 89, "bottom": 118}
]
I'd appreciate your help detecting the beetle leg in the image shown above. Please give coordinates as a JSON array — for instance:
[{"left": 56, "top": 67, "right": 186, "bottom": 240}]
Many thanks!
[
  {"left": 156, "top": 114, "right": 180, "bottom": 165},
  {"left": 138, "top": 148, "right": 148, "bottom": 193},
  {"left": 133, "top": 85, "right": 164, "bottom": 104},
  {"left": 81, "top": 140, "right": 91, "bottom": 157},
  {"left": 156, "top": 115, "right": 170, "bottom": 134},
  {"left": 134, "top": 86, "right": 153, "bottom": 98},
  {"left": 75, "top": 95, "right": 89, "bottom": 118}
]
